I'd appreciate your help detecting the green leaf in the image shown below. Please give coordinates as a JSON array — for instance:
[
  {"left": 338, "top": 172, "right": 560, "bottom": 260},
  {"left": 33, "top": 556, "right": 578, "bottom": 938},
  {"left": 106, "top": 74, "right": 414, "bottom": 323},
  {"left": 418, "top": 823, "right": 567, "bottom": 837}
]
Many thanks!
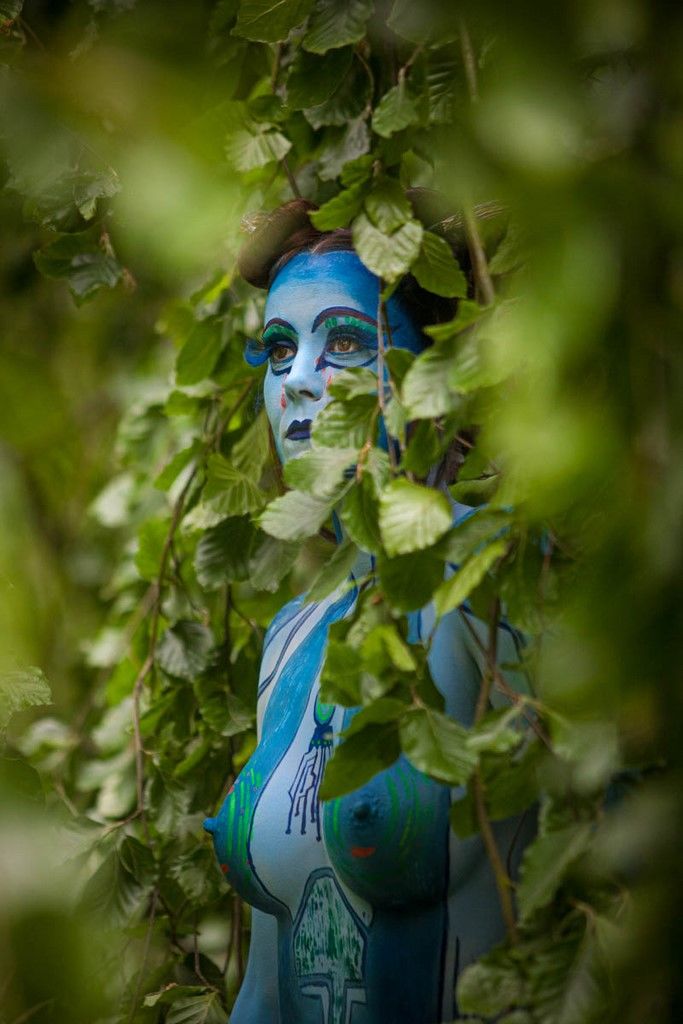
[
  {"left": 372, "top": 79, "right": 420, "bottom": 138},
  {"left": 230, "top": 409, "right": 270, "bottom": 480},
  {"left": 200, "top": 690, "right": 254, "bottom": 737},
  {"left": 286, "top": 47, "right": 353, "bottom": 109},
  {"left": 443, "top": 509, "right": 512, "bottom": 564},
  {"left": 378, "top": 548, "right": 444, "bottom": 612},
  {"left": 368, "top": 624, "right": 417, "bottom": 672},
  {"left": 233, "top": 0, "right": 315, "bottom": 41},
  {"left": 401, "top": 339, "right": 459, "bottom": 418},
  {"left": 399, "top": 707, "right": 477, "bottom": 784},
  {"left": 176, "top": 320, "right": 224, "bottom": 385},
  {"left": 156, "top": 622, "right": 214, "bottom": 680},
  {"left": 402, "top": 419, "right": 442, "bottom": 476},
  {"left": 201, "top": 455, "right": 265, "bottom": 515},
  {"left": 249, "top": 533, "right": 300, "bottom": 591},
  {"left": 340, "top": 476, "right": 382, "bottom": 553},
  {"left": 457, "top": 957, "right": 525, "bottom": 1017},
  {"left": 260, "top": 490, "right": 336, "bottom": 540},
  {"left": 311, "top": 394, "right": 377, "bottom": 448},
  {"left": 327, "top": 367, "right": 378, "bottom": 400},
  {"left": 343, "top": 697, "right": 406, "bottom": 738},
  {"left": 0, "top": 667, "right": 51, "bottom": 730},
  {"left": 304, "top": 62, "right": 371, "bottom": 128},
  {"left": 194, "top": 516, "right": 255, "bottom": 589},
  {"left": 0, "top": 2, "right": 23, "bottom": 21},
  {"left": 365, "top": 177, "right": 412, "bottom": 233},
  {"left": 144, "top": 985, "right": 216, "bottom": 1009},
  {"left": 81, "top": 846, "right": 143, "bottom": 925},
  {"left": 517, "top": 825, "right": 592, "bottom": 923},
  {"left": 135, "top": 517, "right": 169, "bottom": 582},
  {"left": 450, "top": 475, "right": 500, "bottom": 506},
  {"left": 155, "top": 441, "right": 200, "bottom": 491},
  {"left": 424, "top": 300, "right": 485, "bottom": 342},
  {"left": 284, "top": 446, "right": 357, "bottom": 498},
  {"left": 412, "top": 231, "right": 468, "bottom": 298},
  {"left": 434, "top": 537, "right": 508, "bottom": 618},
  {"left": 303, "top": 0, "right": 374, "bottom": 53},
  {"left": 225, "top": 127, "right": 291, "bottom": 171},
  {"left": 33, "top": 228, "right": 122, "bottom": 305},
  {"left": 166, "top": 992, "right": 226, "bottom": 1024},
  {"left": 352, "top": 212, "right": 423, "bottom": 283},
  {"left": 319, "top": 721, "right": 400, "bottom": 799},
  {"left": 467, "top": 707, "right": 525, "bottom": 755},
  {"left": 310, "top": 183, "right": 368, "bottom": 230},
  {"left": 378, "top": 479, "right": 452, "bottom": 556},
  {"left": 318, "top": 117, "right": 371, "bottom": 180},
  {"left": 306, "top": 540, "right": 359, "bottom": 602},
  {"left": 387, "top": 0, "right": 458, "bottom": 44},
  {"left": 320, "top": 641, "right": 363, "bottom": 706},
  {"left": 341, "top": 154, "right": 374, "bottom": 188}
]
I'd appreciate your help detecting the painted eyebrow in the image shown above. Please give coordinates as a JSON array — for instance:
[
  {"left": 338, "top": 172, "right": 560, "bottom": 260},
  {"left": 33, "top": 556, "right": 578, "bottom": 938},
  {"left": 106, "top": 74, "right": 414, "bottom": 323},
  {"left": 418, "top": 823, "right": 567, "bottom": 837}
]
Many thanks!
[
  {"left": 311, "top": 306, "right": 378, "bottom": 332},
  {"left": 262, "top": 318, "right": 297, "bottom": 339}
]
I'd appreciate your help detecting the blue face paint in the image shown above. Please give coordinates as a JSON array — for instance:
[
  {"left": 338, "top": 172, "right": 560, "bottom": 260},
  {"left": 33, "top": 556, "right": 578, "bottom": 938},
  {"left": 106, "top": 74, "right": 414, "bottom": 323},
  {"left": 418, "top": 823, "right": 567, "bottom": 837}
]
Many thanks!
[{"left": 254, "top": 250, "right": 424, "bottom": 463}]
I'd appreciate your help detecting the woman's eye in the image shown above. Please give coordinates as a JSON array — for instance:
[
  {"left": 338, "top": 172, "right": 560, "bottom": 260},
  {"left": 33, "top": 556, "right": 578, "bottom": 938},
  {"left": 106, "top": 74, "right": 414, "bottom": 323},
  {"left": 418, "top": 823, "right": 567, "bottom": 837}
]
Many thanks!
[
  {"left": 328, "top": 335, "right": 362, "bottom": 355},
  {"left": 270, "top": 343, "right": 293, "bottom": 363}
]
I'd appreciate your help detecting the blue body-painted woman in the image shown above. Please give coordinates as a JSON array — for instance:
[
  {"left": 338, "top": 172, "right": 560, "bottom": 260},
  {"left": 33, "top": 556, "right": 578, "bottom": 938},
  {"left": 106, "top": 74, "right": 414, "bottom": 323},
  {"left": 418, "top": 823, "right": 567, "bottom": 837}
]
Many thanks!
[{"left": 204, "top": 244, "right": 534, "bottom": 1023}]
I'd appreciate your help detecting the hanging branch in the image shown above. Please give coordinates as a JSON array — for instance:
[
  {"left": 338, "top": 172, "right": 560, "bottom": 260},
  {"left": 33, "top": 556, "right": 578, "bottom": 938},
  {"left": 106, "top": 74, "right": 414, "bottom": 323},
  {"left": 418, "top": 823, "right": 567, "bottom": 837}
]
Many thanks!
[{"left": 458, "top": 19, "right": 496, "bottom": 307}]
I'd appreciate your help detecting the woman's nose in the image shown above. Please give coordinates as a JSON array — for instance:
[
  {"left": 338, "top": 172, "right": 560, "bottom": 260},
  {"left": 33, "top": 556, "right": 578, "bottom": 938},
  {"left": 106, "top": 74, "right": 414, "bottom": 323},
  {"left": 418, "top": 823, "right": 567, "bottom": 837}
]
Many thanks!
[{"left": 284, "top": 348, "right": 325, "bottom": 403}]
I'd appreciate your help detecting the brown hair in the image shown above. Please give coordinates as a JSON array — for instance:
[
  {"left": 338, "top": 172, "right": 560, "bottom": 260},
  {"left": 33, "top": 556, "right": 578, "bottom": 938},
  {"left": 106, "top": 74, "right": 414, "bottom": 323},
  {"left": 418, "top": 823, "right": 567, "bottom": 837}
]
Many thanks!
[{"left": 237, "top": 194, "right": 480, "bottom": 333}]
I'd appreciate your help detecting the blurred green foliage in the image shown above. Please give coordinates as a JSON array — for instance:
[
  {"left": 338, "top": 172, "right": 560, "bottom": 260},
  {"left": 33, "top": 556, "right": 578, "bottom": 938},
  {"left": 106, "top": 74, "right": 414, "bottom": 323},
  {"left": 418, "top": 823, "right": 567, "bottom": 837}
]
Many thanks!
[{"left": 1, "top": 1, "right": 682, "bottom": 1022}]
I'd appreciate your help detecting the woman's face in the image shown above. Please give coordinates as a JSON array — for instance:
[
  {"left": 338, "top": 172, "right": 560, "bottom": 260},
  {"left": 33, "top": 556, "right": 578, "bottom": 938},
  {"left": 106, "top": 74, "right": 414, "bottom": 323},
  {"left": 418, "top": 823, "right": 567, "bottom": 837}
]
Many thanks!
[{"left": 258, "top": 250, "right": 424, "bottom": 463}]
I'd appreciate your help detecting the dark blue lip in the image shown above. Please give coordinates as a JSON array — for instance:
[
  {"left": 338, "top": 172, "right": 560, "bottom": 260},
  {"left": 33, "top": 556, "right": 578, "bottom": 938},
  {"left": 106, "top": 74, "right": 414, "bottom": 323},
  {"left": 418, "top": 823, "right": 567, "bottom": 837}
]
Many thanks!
[{"left": 285, "top": 419, "right": 311, "bottom": 440}]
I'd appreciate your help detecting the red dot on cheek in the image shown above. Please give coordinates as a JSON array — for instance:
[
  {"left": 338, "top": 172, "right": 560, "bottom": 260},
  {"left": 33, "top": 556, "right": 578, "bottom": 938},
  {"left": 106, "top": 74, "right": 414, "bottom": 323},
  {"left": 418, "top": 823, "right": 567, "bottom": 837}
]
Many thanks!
[
  {"left": 220, "top": 863, "right": 229, "bottom": 873},
  {"left": 280, "top": 385, "right": 287, "bottom": 409}
]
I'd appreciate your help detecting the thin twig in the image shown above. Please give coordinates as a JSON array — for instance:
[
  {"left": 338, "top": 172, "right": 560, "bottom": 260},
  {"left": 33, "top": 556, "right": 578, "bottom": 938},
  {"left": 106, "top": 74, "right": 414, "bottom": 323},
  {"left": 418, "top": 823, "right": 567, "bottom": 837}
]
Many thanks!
[
  {"left": 458, "top": 19, "right": 496, "bottom": 307},
  {"left": 458, "top": 17, "right": 479, "bottom": 103},
  {"left": 463, "top": 206, "right": 496, "bottom": 306},
  {"left": 470, "top": 597, "right": 518, "bottom": 942},
  {"left": 9, "top": 1000, "right": 54, "bottom": 1024},
  {"left": 281, "top": 156, "right": 302, "bottom": 199},
  {"left": 270, "top": 42, "right": 282, "bottom": 91},
  {"left": 472, "top": 772, "right": 519, "bottom": 942},
  {"left": 475, "top": 596, "right": 500, "bottom": 723},
  {"left": 459, "top": 607, "right": 552, "bottom": 750}
]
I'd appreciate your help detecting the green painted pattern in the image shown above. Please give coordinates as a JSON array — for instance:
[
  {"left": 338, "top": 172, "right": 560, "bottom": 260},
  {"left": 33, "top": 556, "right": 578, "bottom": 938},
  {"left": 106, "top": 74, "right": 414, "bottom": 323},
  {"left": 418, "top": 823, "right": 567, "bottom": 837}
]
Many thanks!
[{"left": 294, "top": 872, "right": 366, "bottom": 1024}]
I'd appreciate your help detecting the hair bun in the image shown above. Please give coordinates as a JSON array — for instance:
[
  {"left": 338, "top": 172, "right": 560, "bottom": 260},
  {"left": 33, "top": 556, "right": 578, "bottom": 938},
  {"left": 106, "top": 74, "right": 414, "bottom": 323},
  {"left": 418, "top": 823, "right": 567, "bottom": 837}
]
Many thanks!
[{"left": 237, "top": 198, "right": 319, "bottom": 289}]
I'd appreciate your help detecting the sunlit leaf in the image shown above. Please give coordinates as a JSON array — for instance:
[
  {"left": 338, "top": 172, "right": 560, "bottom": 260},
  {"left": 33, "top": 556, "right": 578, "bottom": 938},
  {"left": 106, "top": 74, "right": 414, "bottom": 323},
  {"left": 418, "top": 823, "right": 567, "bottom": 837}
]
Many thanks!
[
  {"left": 379, "top": 478, "right": 452, "bottom": 556},
  {"left": 372, "top": 79, "right": 420, "bottom": 138},
  {"left": 0, "top": 667, "right": 51, "bottom": 730},
  {"left": 260, "top": 489, "right": 336, "bottom": 540},
  {"left": 352, "top": 212, "right": 423, "bottom": 283},
  {"left": 399, "top": 707, "right": 477, "bottom": 784},
  {"left": 284, "top": 446, "right": 357, "bottom": 498},
  {"left": 434, "top": 537, "right": 508, "bottom": 618}
]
